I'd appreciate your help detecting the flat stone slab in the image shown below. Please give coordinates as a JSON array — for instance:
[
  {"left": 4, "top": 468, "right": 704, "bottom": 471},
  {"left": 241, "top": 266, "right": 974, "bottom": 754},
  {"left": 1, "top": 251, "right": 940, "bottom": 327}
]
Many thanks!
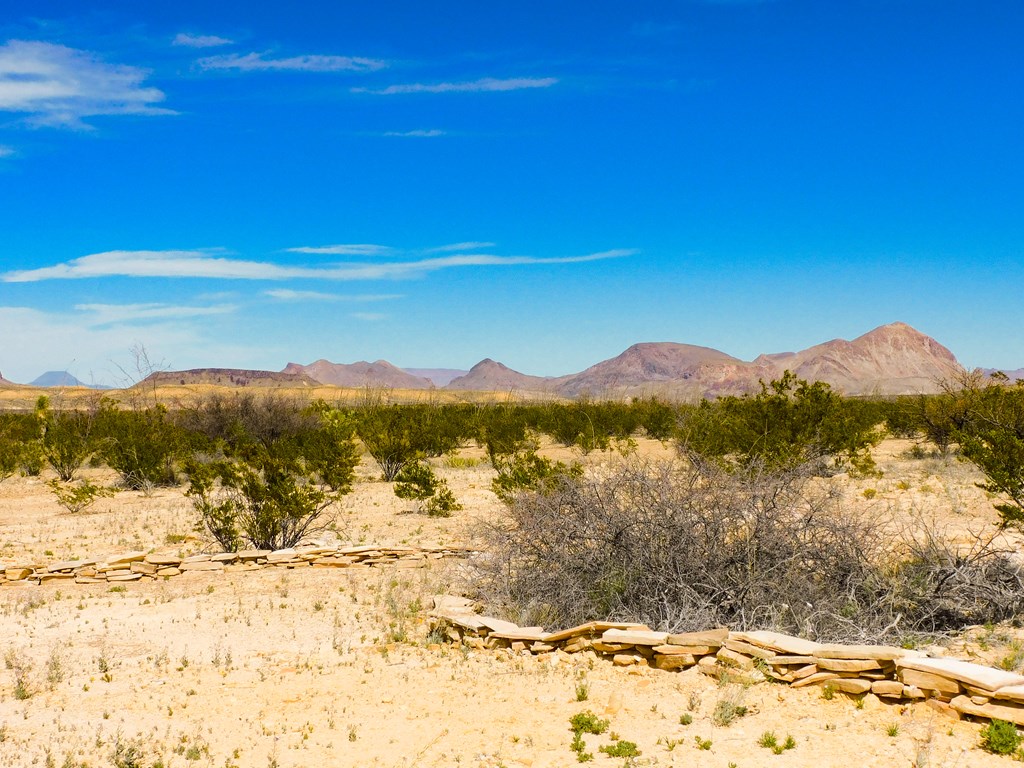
[
  {"left": 993, "top": 684, "right": 1024, "bottom": 704},
  {"left": 267, "top": 549, "right": 298, "bottom": 562},
  {"left": 725, "top": 639, "right": 776, "bottom": 660},
  {"left": 602, "top": 628, "right": 669, "bottom": 646},
  {"left": 312, "top": 557, "right": 356, "bottom": 567},
  {"left": 896, "top": 657, "right": 1024, "bottom": 693},
  {"left": 898, "top": 668, "right": 962, "bottom": 697},
  {"left": 543, "top": 622, "right": 649, "bottom": 643},
  {"left": 830, "top": 678, "right": 873, "bottom": 695},
  {"left": 871, "top": 680, "right": 905, "bottom": 697},
  {"left": 39, "top": 572, "right": 75, "bottom": 582},
  {"left": 667, "top": 628, "right": 728, "bottom": 647},
  {"left": 105, "top": 551, "right": 146, "bottom": 566},
  {"left": 47, "top": 560, "right": 95, "bottom": 573},
  {"left": 770, "top": 655, "right": 817, "bottom": 666},
  {"left": 816, "top": 644, "right": 916, "bottom": 661},
  {"left": 144, "top": 553, "right": 182, "bottom": 566},
  {"left": 478, "top": 616, "right": 528, "bottom": 635},
  {"left": 731, "top": 631, "right": 820, "bottom": 656},
  {"left": 653, "top": 644, "right": 718, "bottom": 656},
  {"left": 814, "top": 658, "right": 885, "bottom": 673},
  {"left": 490, "top": 628, "right": 547, "bottom": 642},
  {"left": 436, "top": 611, "right": 487, "bottom": 632},
  {"left": 653, "top": 653, "right": 696, "bottom": 670},
  {"left": 179, "top": 561, "right": 225, "bottom": 572},
  {"left": 237, "top": 549, "right": 271, "bottom": 561},
  {"left": 951, "top": 695, "right": 1024, "bottom": 726},
  {"left": 431, "top": 595, "right": 477, "bottom": 614}
]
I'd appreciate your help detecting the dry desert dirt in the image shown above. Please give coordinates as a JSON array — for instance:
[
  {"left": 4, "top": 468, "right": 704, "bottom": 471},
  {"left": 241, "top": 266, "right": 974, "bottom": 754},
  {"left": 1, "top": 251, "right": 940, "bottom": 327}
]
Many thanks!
[{"left": 2, "top": 438, "right": 1024, "bottom": 768}]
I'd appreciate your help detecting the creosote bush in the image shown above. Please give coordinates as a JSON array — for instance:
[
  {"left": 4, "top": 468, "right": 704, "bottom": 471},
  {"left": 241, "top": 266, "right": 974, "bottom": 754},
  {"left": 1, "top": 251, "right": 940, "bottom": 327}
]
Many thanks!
[
  {"left": 678, "top": 372, "right": 883, "bottom": 476},
  {"left": 478, "top": 458, "right": 1024, "bottom": 642},
  {"left": 491, "top": 450, "right": 582, "bottom": 505},
  {"left": 46, "top": 478, "right": 115, "bottom": 514},
  {"left": 393, "top": 461, "right": 462, "bottom": 517},
  {"left": 186, "top": 454, "right": 346, "bottom": 552}
]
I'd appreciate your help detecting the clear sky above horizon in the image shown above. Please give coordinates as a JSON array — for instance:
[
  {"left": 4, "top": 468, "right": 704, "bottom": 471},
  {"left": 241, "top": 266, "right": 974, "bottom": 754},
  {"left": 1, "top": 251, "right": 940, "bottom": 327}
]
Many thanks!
[{"left": 1, "top": 0, "right": 1021, "bottom": 385}]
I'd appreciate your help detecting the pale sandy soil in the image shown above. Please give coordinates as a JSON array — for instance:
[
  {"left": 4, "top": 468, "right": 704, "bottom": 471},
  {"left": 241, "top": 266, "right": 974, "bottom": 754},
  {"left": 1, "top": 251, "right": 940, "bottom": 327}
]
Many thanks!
[{"left": 1, "top": 438, "right": 1023, "bottom": 767}]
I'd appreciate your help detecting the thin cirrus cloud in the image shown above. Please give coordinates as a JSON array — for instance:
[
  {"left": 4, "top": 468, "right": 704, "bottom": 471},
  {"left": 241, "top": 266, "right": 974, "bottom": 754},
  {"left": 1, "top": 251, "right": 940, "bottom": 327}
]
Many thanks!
[
  {"left": 0, "top": 39, "right": 174, "bottom": 129},
  {"left": 197, "top": 51, "right": 387, "bottom": 73},
  {"left": 75, "top": 302, "right": 237, "bottom": 325},
  {"left": 172, "top": 33, "right": 234, "bottom": 48},
  {"left": 0, "top": 145, "right": 14, "bottom": 157},
  {"left": 424, "top": 242, "right": 495, "bottom": 253},
  {"left": 3, "top": 247, "right": 637, "bottom": 283},
  {"left": 287, "top": 242, "right": 494, "bottom": 256},
  {"left": 383, "top": 129, "right": 446, "bottom": 138},
  {"left": 264, "top": 289, "right": 402, "bottom": 302},
  {"left": 352, "top": 76, "right": 558, "bottom": 95},
  {"left": 285, "top": 244, "right": 395, "bottom": 256}
]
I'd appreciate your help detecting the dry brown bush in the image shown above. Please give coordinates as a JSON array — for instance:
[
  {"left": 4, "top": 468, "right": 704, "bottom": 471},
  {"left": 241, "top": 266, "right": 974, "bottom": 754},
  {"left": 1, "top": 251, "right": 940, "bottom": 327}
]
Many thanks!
[{"left": 476, "top": 459, "right": 1024, "bottom": 643}]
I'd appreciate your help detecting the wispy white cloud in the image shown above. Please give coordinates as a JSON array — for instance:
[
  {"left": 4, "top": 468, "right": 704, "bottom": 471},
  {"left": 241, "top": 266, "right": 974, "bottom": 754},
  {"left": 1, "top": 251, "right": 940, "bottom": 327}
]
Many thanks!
[
  {"left": 285, "top": 244, "right": 395, "bottom": 256},
  {"left": 264, "top": 290, "right": 402, "bottom": 302},
  {"left": 0, "top": 305, "right": 256, "bottom": 385},
  {"left": 172, "top": 33, "right": 234, "bottom": 48},
  {"left": 3, "top": 250, "right": 296, "bottom": 281},
  {"left": 75, "top": 302, "right": 237, "bottom": 325},
  {"left": 424, "top": 242, "right": 495, "bottom": 253},
  {"left": 197, "top": 51, "right": 387, "bottom": 73},
  {"left": 4, "top": 247, "right": 637, "bottom": 283},
  {"left": 0, "top": 40, "right": 174, "bottom": 129},
  {"left": 0, "top": 145, "right": 14, "bottom": 157},
  {"left": 383, "top": 129, "right": 446, "bottom": 138},
  {"left": 353, "top": 76, "right": 558, "bottom": 95},
  {"left": 351, "top": 312, "right": 388, "bottom": 321}
]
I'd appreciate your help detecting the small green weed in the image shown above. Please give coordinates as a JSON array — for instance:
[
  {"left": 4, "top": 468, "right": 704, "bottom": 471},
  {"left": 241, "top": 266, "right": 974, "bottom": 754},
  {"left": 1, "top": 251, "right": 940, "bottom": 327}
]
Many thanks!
[
  {"left": 570, "top": 711, "right": 609, "bottom": 736},
  {"left": 981, "top": 719, "right": 1022, "bottom": 755}
]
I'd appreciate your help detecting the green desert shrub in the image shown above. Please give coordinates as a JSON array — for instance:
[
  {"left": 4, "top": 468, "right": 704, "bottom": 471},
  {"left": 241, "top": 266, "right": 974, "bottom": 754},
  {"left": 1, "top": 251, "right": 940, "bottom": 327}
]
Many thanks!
[
  {"left": 491, "top": 450, "right": 582, "bottom": 505},
  {"left": 678, "top": 371, "right": 883, "bottom": 476},
  {"left": 355, "top": 403, "right": 467, "bottom": 481},
  {"left": 95, "top": 402, "right": 184, "bottom": 490},
  {"left": 393, "top": 461, "right": 462, "bottom": 517},
  {"left": 980, "top": 719, "right": 1022, "bottom": 755}
]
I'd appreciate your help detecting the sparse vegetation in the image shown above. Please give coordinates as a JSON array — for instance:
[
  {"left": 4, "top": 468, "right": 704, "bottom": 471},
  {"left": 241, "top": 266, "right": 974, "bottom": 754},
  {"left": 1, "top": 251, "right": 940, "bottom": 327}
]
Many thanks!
[
  {"left": 477, "top": 453, "right": 1024, "bottom": 640},
  {"left": 678, "top": 372, "right": 884, "bottom": 476},
  {"left": 393, "top": 461, "right": 462, "bottom": 517},
  {"left": 981, "top": 719, "right": 1022, "bottom": 755},
  {"left": 46, "top": 478, "right": 115, "bottom": 514}
]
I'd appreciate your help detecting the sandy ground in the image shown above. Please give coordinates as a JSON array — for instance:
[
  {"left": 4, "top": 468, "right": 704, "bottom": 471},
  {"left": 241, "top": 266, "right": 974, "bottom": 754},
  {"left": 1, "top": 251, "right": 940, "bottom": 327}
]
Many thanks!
[{"left": 2, "top": 438, "right": 1023, "bottom": 767}]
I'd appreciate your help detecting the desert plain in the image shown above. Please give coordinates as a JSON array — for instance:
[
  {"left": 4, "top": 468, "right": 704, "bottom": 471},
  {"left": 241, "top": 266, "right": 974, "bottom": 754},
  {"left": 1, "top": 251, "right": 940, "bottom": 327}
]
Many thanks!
[{"left": 2, "top": 435, "right": 1024, "bottom": 768}]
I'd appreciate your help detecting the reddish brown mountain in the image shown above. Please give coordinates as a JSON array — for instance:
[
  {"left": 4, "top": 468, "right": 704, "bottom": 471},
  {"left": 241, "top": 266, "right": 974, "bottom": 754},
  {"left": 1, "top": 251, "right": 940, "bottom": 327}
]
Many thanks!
[
  {"left": 283, "top": 359, "right": 433, "bottom": 389},
  {"left": 755, "top": 322, "right": 961, "bottom": 395},
  {"left": 444, "top": 323, "right": 965, "bottom": 399},
  {"left": 553, "top": 343, "right": 751, "bottom": 398},
  {"left": 447, "top": 359, "right": 553, "bottom": 393},
  {"left": 142, "top": 368, "right": 317, "bottom": 387}
]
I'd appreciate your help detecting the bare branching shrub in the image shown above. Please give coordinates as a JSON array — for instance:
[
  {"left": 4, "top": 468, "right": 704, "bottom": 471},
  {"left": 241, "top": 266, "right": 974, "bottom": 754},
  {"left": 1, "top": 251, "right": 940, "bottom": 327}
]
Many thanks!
[{"left": 477, "top": 460, "right": 1024, "bottom": 643}]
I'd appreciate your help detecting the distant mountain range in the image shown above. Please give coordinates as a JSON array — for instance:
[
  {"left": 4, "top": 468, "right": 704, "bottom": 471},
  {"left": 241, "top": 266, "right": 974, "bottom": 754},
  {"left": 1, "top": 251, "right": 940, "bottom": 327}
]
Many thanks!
[
  {"left": 12, "top": 323, "right": 1018, "bottom": 399},
  {"left": 440, "top": 322, "right": 963, "bottom": 398},
  {"left": 26, "top": 371, "right": 112, "bottom": 389}
]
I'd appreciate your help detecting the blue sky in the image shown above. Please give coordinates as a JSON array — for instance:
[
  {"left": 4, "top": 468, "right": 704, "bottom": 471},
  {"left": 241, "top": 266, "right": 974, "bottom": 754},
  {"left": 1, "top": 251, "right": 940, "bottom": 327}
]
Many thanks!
[{"left": 1, "top": 1, "right": 1022, "bottom": 385}]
